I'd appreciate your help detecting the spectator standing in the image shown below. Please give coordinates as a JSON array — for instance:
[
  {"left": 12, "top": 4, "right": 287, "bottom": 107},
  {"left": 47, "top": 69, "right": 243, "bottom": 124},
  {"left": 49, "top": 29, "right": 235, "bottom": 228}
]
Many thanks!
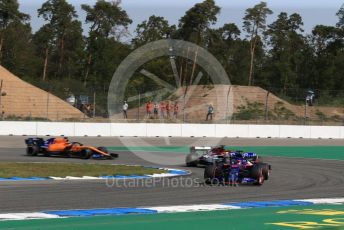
[
  {"left": 146, "top": 101, "right": 153, "bottom": 118},
  {"left": 145, "top": 102, "right": 149, "bottom": 117},
  {"left": 154, "top": 102, "right": 159, "bottom": 119},
  {"left": 149, "top": 101, "right": 154, "bottom": 118},
  {"left": 160, "top": 101, "right": 166, "bottom": 118},
  {"left": 206, "top": 104, "right": 214, "bottom": 121},
  {"left": 166, "top": 100, "right": 172, "bottom": 118},
  {"left": 123, "top": 101, "right": 128, "bottom": 119},
  {"left": 173, "top": 101, "right": 179, "bottom": 118},
  {"left": 306, "top": 90, "right": 315, "bottom": 106}
]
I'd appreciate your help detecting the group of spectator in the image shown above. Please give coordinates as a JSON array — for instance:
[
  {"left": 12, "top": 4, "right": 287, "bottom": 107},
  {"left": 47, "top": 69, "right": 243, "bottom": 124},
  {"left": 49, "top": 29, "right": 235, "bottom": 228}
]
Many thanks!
[
  {"left": 122, "top": 100, "right": 215, "bottom": 121},
  {"left": 146, "top": 101, "right": 179, "bottom": 119}
]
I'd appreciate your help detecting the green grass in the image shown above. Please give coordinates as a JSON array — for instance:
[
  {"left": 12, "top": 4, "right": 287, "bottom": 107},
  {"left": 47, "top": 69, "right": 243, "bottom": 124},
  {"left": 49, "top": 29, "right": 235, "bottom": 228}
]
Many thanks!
[{"left": 0, "top": 163, "right": 165, "bottom": 178}]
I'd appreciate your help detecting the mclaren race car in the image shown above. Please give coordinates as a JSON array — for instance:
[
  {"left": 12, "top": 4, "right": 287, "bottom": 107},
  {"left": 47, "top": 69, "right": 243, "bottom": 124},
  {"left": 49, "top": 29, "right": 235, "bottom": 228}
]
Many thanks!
[
  {"left": 25, "top": 137, "right": 118, "bottom": 159},
  {"left": 204, "top": 151, "right": 271, "bottom": 186}
]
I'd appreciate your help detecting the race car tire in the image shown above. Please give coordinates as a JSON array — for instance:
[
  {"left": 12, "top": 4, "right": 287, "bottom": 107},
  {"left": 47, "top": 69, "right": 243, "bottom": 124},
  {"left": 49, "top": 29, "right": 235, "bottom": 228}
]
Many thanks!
[
  {"left": 204, "top": 165, "right": 215, "bottom": 184},
  {"left": 259, "top": 163, "right": 270, "bottom": 180},
  {"left": 204, "top": 165, "right": 222, "bottom": 184},
  {"left": 250, "top": 164, "right": 265, "bottom": 186},
  {"left": 26, "top": 146, "right": 39, "bottom": 156},
  {"left": 186, "top": 153, "right": 199, "bottom": 167},
  {"left": 110, "top": 153, "right": 119, "bottom": 158},
  {"left": 186, "top": 161, "right": 198, "bottom": 167},
  {"left": 80, "top": 149, "right": 92, "bottom": 159}
]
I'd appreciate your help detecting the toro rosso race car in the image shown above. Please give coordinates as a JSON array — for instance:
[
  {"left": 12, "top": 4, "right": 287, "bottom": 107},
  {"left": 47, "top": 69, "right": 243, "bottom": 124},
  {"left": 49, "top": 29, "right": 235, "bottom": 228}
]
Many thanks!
[
  {"left": 25, "top": 137, "right": 118, "bottom": 159},
  {"left": 204, "top": 151, "right": 271, "bottom": 186}
]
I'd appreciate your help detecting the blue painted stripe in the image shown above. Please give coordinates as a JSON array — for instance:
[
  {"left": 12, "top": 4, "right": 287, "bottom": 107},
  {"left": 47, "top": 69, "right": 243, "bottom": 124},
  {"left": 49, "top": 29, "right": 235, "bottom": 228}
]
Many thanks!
[
  {"left": 100, "top": 175, "right": 125, "bottom": 179},
  {"left": 28, "top": 177, "right": 49, "bottom": 180},
  {"left": 127, "top": 175, "right": 151, "bottom": 179},
  {"left": 0, "top": 177, "right": 48, "bottom": 181},
  {"left": 17, "top": 177, "right": 48, "bottom": 181},
  {"left": 225, "top": 200, "right": 313, "bottom": 208},
  {"left": 45, "top": 208, "right": 157, "bottom": 217},
  {"left": 167, "top": 170, "right": 188, "bottom": 175}
]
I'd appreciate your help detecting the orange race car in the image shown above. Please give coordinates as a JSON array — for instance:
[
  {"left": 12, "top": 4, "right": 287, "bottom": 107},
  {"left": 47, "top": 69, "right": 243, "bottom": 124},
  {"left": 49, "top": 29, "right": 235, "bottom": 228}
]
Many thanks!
[{"left": 25, "top": 137, "right": 118, "bottom": 159}]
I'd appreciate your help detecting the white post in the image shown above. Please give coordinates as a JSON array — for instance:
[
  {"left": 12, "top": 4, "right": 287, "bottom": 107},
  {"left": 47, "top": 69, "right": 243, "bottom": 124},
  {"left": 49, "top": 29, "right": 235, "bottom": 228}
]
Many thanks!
[
  {"left": 0, "top": 80, "right": 2, "bottom": 119},
  {"left": 93, "top": 90, "right": 96, "bottom": 118}
]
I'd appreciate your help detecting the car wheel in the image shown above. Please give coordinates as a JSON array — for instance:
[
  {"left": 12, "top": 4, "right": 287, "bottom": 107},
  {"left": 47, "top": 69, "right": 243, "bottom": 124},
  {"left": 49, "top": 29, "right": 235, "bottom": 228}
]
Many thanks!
[
  {"left": 204, "top": 165, "right": 222, "bottom": 185},
  {"left": 110, "top": 153, "right": 119, "bottom": 158},
  {"left": 255, "top": 172, "right": 265, "bottom": 186},
  {"left": 204, "top": 165, "right": 215, "bottom": 184},
  {"left": 250, "top": 164, "right": 265, "bottom": 185},
  {"left": 26, "top": 146, "right": 39, "bottom": 156},
  {"left": 80, "top": 149, "right": 92, "bottom": 159},
  {"left": 260, "top": 163, "right": 270, "bottom": 180}
]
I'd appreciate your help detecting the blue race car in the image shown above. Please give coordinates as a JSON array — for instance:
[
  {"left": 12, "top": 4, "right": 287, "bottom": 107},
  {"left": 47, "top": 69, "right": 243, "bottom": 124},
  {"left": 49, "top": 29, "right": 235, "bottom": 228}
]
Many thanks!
[{"left": 204, "top": 151, "right": 271, "bottom": 186}]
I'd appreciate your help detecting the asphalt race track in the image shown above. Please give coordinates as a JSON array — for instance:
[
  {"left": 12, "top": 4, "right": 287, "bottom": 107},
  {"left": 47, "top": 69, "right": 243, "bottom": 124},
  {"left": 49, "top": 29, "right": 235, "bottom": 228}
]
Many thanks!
[{"left": 0, "top": 136, "right": 343, "bottom": 213}]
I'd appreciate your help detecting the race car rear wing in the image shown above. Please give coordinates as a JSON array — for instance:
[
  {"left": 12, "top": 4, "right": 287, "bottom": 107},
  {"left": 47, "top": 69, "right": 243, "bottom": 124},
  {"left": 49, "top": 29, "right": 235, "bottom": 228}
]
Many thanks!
[
  {"left": 193, "top": 146, "right": 211, "bottom": 150},
  {"left": 25, "top": 138, "right": 44, "bottom": 146},
  {"left": 190, "top": 146, "right": 211, "bottom": 155}
]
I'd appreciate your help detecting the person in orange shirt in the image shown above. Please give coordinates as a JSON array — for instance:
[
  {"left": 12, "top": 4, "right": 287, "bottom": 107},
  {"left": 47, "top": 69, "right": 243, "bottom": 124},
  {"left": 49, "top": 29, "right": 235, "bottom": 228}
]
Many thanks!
[
  {"left": 146, "top": 102, "right": 150, "bottom": 118},
  {"left": 166, "top": 100, "right": 172, "bottom": 119},
  {"left": 146, "top": 101, "right": 153, "bottom": 118},
  {"left": 160, "top": 101, "right": 166, "bottom": 118},
  {"left": 173, "top": 101, "right": 179, "bottom": 119}
]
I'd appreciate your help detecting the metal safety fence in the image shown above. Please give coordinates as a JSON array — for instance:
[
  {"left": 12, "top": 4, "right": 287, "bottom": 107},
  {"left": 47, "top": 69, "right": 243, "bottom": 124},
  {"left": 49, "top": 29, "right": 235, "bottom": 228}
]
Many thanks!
[{"left": 0, "top": 80, "right": 343, "bottom": 126}]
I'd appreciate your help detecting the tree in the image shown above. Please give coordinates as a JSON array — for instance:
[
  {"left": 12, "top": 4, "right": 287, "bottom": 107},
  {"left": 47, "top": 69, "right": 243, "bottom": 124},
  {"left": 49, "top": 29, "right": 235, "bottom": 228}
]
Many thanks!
[
  {"left": 310, "top": 25, "right": 343, "bottom": 91},
  {"left": 336, "top": 3, "right": 344, "bottom": 28},
  {"left": 207, "top": 23, "right": 245, "bottom": 84},
  {"left": 81, "top": 0, "right": 132, "bottom": 85},
  {"left": 38, "top": 0, "right": 83, "bottom": 78},
  {"left": 82, "top": 0, "right": 132, "bottom": 40},
  {"left": 132, "top": 15, "right": 175, "bottom": 47},
  {"left": 311, "top": 25, "right": 339, "bottom": 54},
  {"left": 33, "top": 25, "right": 53, "bottom": 81},
  {"left": 0, "top": 0, "right": 30, "bottom": 64},
  {"left": 129, "top": 15, "right": 177, "bottom": 95},
  {"left": 219, "top": 23, "right": 241, "bottom": 41},
  {"left": 1, "top": 21, "right": 38, "bottom": 79},
  {"left": 264, "top": 12, "right": 305, "bottom": 91},
  {"left": 178, "top": 0, "right": 220, "bottom": 45},
  {"left": 243, "top": 1, "right": 272, "bottom": 86},
  {"left": 0, "top": 0, "right": 36, "bottom": 79}
]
